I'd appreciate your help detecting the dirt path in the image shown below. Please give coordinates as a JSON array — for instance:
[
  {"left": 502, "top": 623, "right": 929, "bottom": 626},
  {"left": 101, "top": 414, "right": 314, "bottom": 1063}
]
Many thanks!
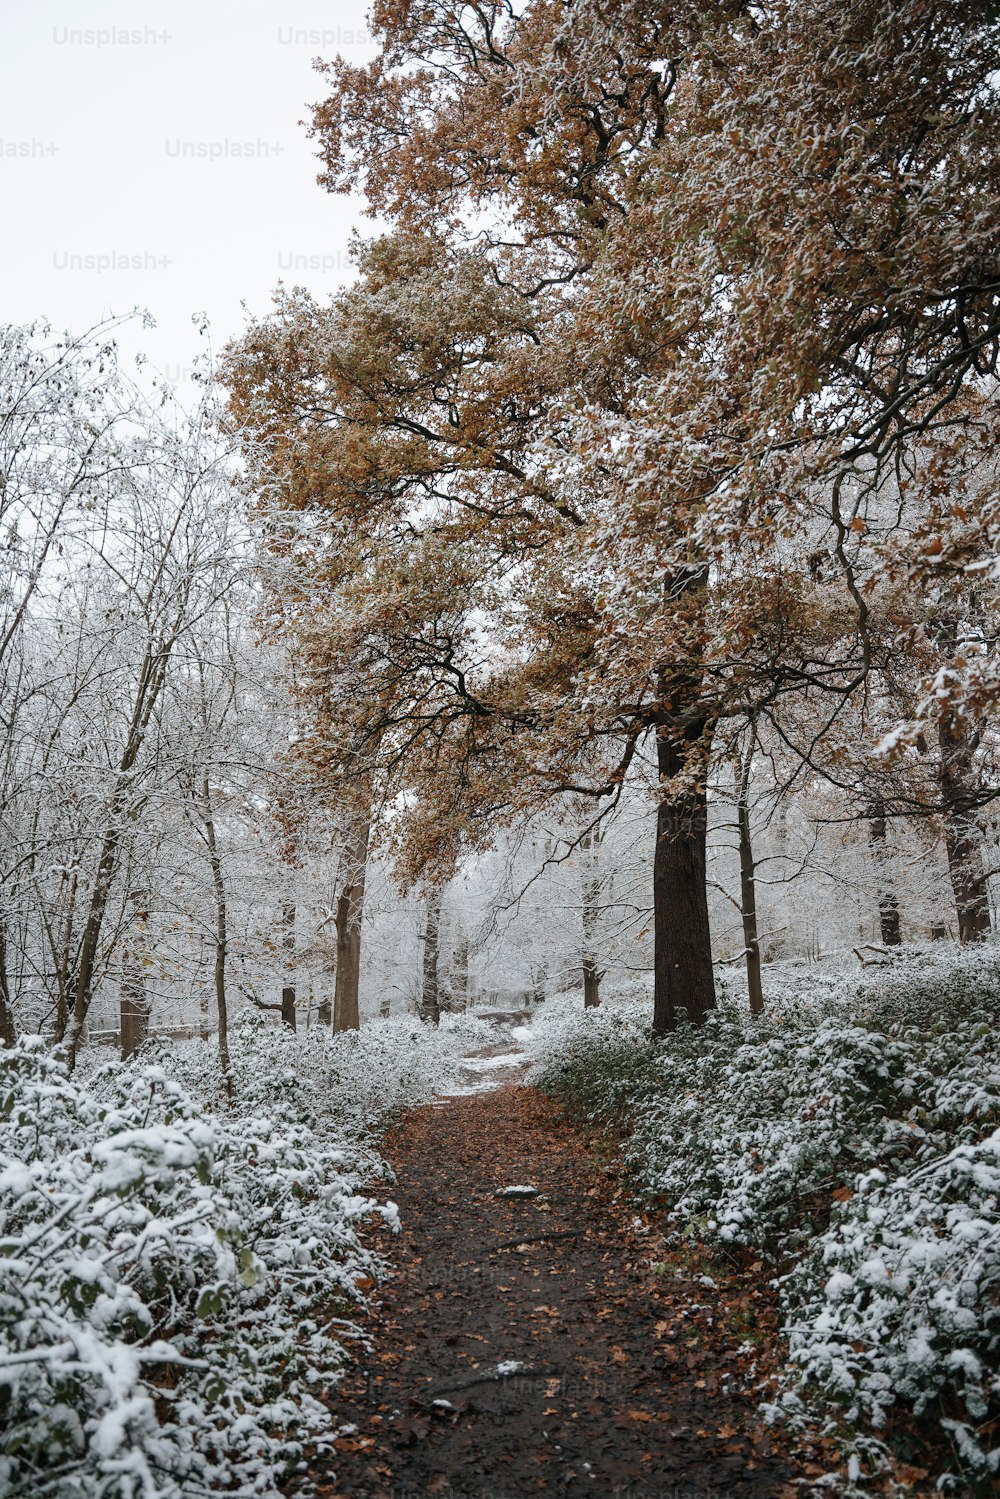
[{"left": 301, "top": 1076, "right": 812, "bottom": 1499}]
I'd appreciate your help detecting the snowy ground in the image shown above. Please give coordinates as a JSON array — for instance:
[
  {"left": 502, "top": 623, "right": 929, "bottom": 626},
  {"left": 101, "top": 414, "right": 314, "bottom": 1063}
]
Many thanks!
[{"left": 424, "top": 1014, "right": 535, "bottom": 1101}]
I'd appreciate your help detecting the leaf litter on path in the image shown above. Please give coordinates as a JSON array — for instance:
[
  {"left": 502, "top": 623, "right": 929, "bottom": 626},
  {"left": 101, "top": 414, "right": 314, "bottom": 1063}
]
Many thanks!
[{"left": 290, "top": 1074, "right": 831, "bottom": 1498}]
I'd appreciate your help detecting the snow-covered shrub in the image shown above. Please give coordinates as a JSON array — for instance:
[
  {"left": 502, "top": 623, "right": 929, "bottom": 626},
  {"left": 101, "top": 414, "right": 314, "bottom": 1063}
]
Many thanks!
[
  {"left": 0, "top": 1036, "right": 397, "bottom": 1498},
  {"left": 135, "top": 1012, "right": 494, "bottom": 1131},
  {"left": 534, "top": 1005, "right": 919, "bottom": 1251},
  {"left": 532, "top": 965, "right": 1000, "bottom": 1256},
  {"left": 522, "top": 994, "right": 661, "bottom": 1127},
  {"left": 671, "top": 1017, "right": 996, "bottom": 1253},
  {"left": 786, "top": 1130, "right": 1000, "bottom": 1483},
  {"left": 530, "top": 947, "right": 1000, "bottom": 1486},
  {"left": 714, "top": 941, "right": 1000, "bottom": 1036},
  {"left": 843, "top": 940, "right": 1000, "bottom": 1038}
]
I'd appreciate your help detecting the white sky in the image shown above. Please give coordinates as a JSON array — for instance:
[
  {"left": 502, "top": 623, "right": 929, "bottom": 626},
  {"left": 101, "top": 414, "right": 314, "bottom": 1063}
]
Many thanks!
[{"left": 0, "top": 0, "right": 375, "bottom": 390}]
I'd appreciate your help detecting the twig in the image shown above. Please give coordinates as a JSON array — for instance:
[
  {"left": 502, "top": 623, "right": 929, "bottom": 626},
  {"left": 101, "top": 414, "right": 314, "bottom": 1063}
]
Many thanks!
[
  {"left": 430, "top": 1366, "right": 556, "bottom": 1396},
  {"left": 491, "top": 1229, "right": 582, "bottom": 1253}
]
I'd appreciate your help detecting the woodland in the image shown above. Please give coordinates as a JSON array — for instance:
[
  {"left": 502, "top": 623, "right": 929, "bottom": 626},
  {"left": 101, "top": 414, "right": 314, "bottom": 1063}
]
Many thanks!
[{"left": 2, "top": 1, "right": 1000, "bottom": 1495}]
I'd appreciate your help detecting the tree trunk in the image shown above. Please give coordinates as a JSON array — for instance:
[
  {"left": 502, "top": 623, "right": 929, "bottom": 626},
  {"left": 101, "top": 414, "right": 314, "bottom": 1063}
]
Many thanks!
[
  {"left": 582, "top": 955, "right": 601, "bottom": 1008},
  {"left": 735, "top": 746, "right": 764, "bottom": 1015},
  {"left": 943, "top": 816, "right": 991, "bottom": 942},
  {"left": 200, "top": 774, "right": 233, "bottom": 1101},
  {"left": 332, "top": 806, "right": 371, "bottom": 1033},
  {"left": 0, "top": 925, "right": 16, "bottom": 1048},
  {"left": 868, "top": 797, "right": 902, "bottom": 947},
  {"left": 581, "top": 827, "right": 603, "bottom": 1009},
  {"left": 937, "top": 713, "right": 991, "bottom": 942},
  {"left": 120, "top": 983, "right": 149, "bottom": 1058},
  {"left": 332, "top": 879, "right": 361, "bottom": 1030},
  {"left": 53, "top": 869, "right": 79, "bottom": 1044},
  {"left": 198, "top": 935, "right": 210, "bottom": 1038},
  {"left": 120, "top": 898, "right": 149, "bottom": 1060},
  {"left": 653, "top": 713, "right": 716, "bottom": 1035},
  {"left": 420, "top": 886, "right": 443, "bottom": 1026},
  {"left": 63, "top": 641, "right": 175, "bottom": 1067},
  {"left": 281, "top": 900, "right": 297, "bottom": 1031},
  {"left": 450, "top": 924, "right": 469, "bottom": 1013},
  {"left": 65, "top": 824, "right": 125, "bottom": 1065}
]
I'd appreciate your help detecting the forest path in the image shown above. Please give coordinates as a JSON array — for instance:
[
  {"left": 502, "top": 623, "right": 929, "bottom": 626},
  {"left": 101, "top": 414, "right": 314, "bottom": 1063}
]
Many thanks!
[{"left": 301, "top": 1066, "right": 811, "bottom": 1499}]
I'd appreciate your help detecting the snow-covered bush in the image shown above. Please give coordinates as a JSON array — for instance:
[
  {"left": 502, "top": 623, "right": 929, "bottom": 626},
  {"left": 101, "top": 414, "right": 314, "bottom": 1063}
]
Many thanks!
[
  {"left": 532, "top": 963, "right": 1000, "bottom": 1255},
  {"left": 786, "top": 1130, "right": 1000, "bottom": 1483},
  {"left": 0, "top": 1036, "right": 397, "bottom": 1498},
  {"left": 133, "top": 1011, "right": 494, "bottom": 1130},
  {"left": 851, "top": 942, "right": 1000, "bottom": 1036},
  {"left": 522, "top": 994, "right": 661, "bottom": 1128},
  {"left": 530, "top": 946, "right": 1000, "bottom": 1487},
  {"left": 735, "top": 939, "right": 1000, "bottom": 1034}
]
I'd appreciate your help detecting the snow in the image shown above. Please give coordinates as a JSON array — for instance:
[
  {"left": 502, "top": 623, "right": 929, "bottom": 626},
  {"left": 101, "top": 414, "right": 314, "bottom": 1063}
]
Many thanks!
[
  {"left": 426, "top": 1030, "right": 532, "bottom": 1101},
  {"left": 462, "top": 1051, "right": 529, "bottom": 1072},
  {"left": 0, "top": 1016, "right": 470, "bottom": 1498}
]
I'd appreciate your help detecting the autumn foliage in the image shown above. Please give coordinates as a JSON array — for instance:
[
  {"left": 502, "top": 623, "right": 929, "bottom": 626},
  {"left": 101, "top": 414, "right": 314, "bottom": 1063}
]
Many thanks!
[{"left": 224, "top": 0, "right": 1000, "bottom": 1031}]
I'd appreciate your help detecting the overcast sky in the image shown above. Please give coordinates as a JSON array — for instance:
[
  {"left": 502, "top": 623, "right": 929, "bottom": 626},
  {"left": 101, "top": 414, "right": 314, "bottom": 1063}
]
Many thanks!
[{"left": 0, "top": 0, "right": 374, "bottom": 391}]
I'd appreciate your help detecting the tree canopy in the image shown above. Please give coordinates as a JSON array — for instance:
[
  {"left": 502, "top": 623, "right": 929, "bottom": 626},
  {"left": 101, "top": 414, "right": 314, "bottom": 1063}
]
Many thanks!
[{"left": 225, "top": 0, "right": 1000, "bottom": 1031}]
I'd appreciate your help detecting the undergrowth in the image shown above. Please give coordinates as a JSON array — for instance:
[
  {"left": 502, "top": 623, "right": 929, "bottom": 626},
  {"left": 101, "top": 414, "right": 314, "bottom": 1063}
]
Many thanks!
[
  {"left": 530, "top": 943, "right": 1000, "bottom": 1493},
  {"left": 0, "top": 1011, "right": 487, "bottom": 1497}
]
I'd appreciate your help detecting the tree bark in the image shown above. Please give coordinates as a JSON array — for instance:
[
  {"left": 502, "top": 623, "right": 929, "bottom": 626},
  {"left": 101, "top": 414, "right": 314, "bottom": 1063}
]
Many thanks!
[
  {"left": 63, "top": 639, "right": 176, "bottom": 1068},
  {"left": 281, "top": 900, "right": 297, "bottom": 1031},
  {"left": 582, "top": 954, "right": 601, "bottom": 1009},
  {"left": 937, "top": 713, "right": 991, "bottom": 942},
  {"left": 450, "top": 924, "right": 469, "bottom": 1013},
  {"left": 65, "top": 823, "right": 126, "bottom": 1065},
  {"left": 735, "top": 746, "right": 764, "bottom": 1015},
  {"left": 120, "top": 986, "right": 149, "bottom": 1058},
  {"left": 420, "top": 886, "right": 443, "bottom": 1026},
  {"left": 581, "top": 827, "right": 602, "bottom": 1008},
  {"left": 0, "top": 925, "right": 16, "bottom": 1048},
  {"left": 53, "top": 870, "right": 79, "bottom": 1044},
  {"left": 120, "top": 897, "right": 149, "bottom": 1060},
  {"left": 332, "top": 805, "right": 371, "bottom": 1033},
  {"left": 652, "top": 710, "right": 716, "bottom": 1035},
  {"left": 198, "top": 936, "right": 210, "bottom": 1039},
  {"left": 868, "top": 797, "right": 902, "bottom": 947},
  {"left": 200, "top": 773, "right": 233, "bottom": 1101}
]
